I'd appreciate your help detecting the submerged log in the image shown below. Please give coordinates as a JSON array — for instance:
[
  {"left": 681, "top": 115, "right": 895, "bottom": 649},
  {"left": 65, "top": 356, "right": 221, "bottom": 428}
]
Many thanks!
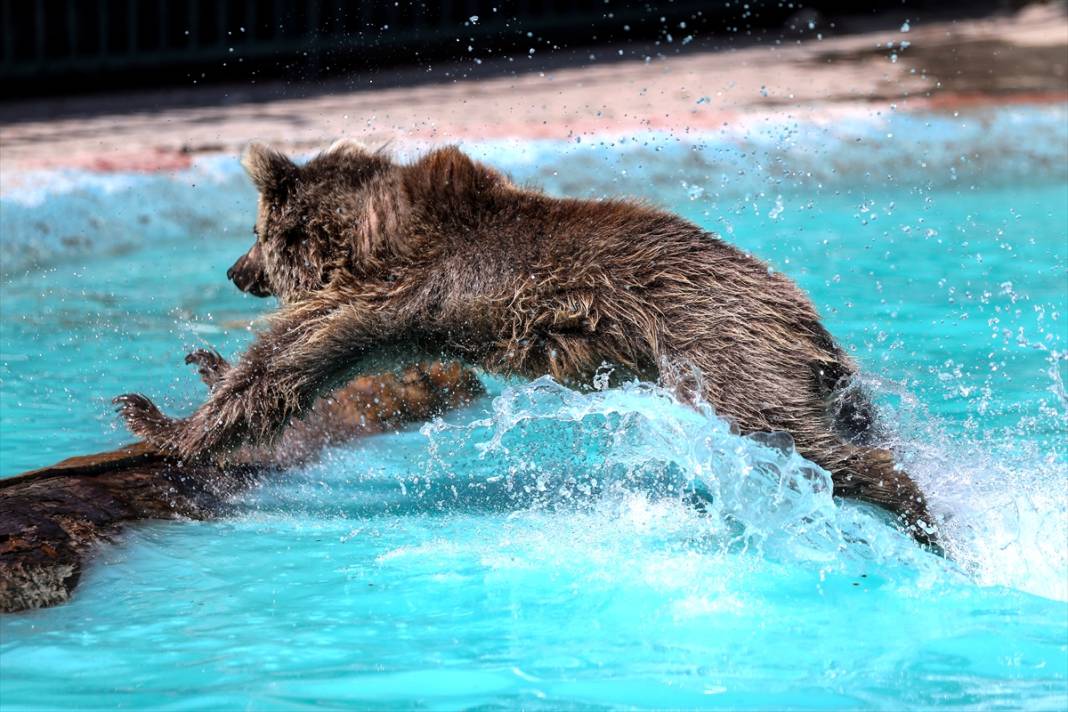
[{"left": 0, "top": 362, "right": 483, "bottom": 613}]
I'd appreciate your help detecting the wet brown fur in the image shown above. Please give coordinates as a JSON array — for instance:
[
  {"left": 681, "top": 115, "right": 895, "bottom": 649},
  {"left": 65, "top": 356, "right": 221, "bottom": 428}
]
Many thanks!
[{"left": 115, "top": 140, "right": 936, "bottom": 543}]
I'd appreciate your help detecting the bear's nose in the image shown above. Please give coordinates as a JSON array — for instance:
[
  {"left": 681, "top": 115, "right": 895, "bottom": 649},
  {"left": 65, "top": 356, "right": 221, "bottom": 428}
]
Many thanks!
[{"left": 226, "top": 265, "right": 236, "bottom": 281}]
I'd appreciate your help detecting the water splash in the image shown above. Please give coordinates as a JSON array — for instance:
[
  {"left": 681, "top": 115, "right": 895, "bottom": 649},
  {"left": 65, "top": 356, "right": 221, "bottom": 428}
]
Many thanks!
[
  {"left": 415, "top": 377, "right": 956, "bottom": 587},
  {"left": 857, "top": 370, "right": 1068, "bottom": 602}
]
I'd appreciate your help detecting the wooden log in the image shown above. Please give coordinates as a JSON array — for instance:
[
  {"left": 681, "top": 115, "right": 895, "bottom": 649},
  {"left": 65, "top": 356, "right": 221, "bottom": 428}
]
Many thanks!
[{"left": 0, "top": 362, "right": 483, "bottom": 613}]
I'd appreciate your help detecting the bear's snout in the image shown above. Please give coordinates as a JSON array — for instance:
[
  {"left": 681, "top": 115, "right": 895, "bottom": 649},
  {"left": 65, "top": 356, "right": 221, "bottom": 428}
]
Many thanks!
[{"left": 227, "top": 243, "right": 272, "bottom": 298}]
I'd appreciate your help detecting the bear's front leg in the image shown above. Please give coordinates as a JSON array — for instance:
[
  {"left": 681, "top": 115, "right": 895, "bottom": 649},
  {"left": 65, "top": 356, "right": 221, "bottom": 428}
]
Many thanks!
[
  {"left": 113, "top": 393, "right": 187, "bottom": 450},
  {"left": 113, "top": 380, "right": 259, "bottom": 460},
  {"left": 113, "top": 349, "right": 233, "bottom": 455},
  {"left": 115, "top": 298, "right": 399, "bottom": 461}
]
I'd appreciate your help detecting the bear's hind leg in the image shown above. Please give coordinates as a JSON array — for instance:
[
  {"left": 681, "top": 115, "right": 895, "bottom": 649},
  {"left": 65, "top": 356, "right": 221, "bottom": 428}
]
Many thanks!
[{"left": 827, "top": 444, "right": 938, "bottom": 547}]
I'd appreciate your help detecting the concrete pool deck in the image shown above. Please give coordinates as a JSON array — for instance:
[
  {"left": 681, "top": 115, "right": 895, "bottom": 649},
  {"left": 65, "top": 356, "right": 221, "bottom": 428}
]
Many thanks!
[{"left": 0, "top": 3, "right": 1065, "bottom": 179}]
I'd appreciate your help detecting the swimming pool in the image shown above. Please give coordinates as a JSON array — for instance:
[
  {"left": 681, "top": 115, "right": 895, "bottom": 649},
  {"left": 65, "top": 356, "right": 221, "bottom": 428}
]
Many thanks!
[{"left": 1, "top": 105, "right": 1066, "bottom": 709}]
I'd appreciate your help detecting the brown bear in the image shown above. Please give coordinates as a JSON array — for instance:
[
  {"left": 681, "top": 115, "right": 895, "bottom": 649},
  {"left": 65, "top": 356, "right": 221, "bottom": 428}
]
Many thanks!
[{"left": 115, "top": 140, "right": 936, "bottom": 544}]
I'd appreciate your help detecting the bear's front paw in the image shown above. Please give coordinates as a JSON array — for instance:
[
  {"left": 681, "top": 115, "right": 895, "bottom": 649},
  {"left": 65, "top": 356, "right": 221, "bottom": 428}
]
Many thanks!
[
  {"left": 113, "top": 393, "right": 180, "bottom": 450},
  {"left": 184, "top": 349, "right": 231, "bottom": 390}
]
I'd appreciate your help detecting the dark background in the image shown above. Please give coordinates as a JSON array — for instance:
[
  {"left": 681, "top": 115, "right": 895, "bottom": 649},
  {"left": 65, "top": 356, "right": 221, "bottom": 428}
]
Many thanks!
[{"left": 1, "top": 0, "right": 1024, "bottom": 99}]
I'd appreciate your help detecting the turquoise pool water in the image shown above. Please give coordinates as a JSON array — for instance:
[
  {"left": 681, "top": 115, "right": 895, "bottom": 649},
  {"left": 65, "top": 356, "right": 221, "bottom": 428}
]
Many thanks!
[{"left": 1, "top": 105, "right": 1066, "bottom": 709}]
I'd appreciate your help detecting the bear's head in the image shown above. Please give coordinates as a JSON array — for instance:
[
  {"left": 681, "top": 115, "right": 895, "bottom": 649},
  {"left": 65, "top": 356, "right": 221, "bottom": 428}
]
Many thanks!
[{"left": 232, "top": 140, "right": 392, "bottom": 304}]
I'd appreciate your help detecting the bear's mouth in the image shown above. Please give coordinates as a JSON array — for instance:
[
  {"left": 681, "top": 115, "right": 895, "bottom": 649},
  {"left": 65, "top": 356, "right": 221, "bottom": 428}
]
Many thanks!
[{"left": 227, "top": 244, "right": 273, "bottom": 298}]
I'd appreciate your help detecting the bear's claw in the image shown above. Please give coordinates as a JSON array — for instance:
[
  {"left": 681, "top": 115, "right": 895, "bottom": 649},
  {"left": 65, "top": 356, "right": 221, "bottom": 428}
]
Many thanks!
[
  {"left": 184, "top": 349, "right": 230, "bottom": 390},
  {"left": 112, "top": 393, "right": 176, "bottom": 447}
]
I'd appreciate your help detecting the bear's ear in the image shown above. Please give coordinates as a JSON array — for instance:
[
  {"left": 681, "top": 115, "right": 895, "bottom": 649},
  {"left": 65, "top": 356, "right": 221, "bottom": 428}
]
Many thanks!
[
  {"left": 325, "top": 137, "right": 372, "bottom": 159},
  {"left": 242, "top": 143, "right": 297, "bottom": 196},
  {"left": 413, "top": 146, "right": 501, "bottom": 194}
]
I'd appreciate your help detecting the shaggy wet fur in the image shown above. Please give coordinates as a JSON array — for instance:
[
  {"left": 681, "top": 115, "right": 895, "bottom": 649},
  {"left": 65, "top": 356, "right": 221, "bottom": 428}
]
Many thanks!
[{"left": 115, "top": 140, "right": 936, "bottom": 543}]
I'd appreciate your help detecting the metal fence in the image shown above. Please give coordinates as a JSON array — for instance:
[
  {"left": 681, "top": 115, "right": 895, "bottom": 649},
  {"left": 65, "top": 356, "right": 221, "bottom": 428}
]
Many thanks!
[
  {"left": 2, "top": 1, "right": 696, "bottom": 82},
  {"left": 1, "top": 0, "right": 991, "bottom": 96}
]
